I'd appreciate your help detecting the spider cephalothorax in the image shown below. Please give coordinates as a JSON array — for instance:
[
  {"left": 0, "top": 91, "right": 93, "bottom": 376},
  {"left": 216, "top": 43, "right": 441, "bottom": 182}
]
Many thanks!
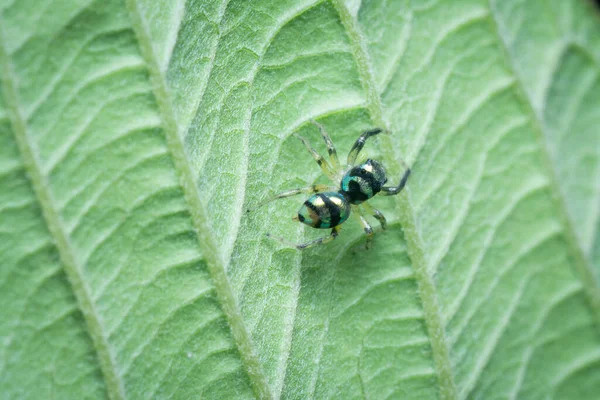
[
  {"left": 341, "top": 159, "right": 388, "bottom": 204},
  {"left": 251, "top": 120, "right": 410, "bottom": 250}
]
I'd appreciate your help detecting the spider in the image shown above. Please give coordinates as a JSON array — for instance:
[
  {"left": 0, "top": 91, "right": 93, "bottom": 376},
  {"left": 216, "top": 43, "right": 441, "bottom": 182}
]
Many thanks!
[{"left": 250, "top": 120, "right": 410, "bottom": 250}]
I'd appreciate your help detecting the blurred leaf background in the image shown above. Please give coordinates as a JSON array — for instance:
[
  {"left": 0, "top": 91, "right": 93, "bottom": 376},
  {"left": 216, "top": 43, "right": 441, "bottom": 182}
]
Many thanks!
[{"left": 1, "top": 0, "right": 600, "bottom": 399}]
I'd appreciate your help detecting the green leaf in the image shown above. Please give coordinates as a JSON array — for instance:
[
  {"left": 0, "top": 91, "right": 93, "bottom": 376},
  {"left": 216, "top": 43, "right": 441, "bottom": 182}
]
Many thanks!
[{"left": 1, "top": 0, "right": 599, "bottom": 399}]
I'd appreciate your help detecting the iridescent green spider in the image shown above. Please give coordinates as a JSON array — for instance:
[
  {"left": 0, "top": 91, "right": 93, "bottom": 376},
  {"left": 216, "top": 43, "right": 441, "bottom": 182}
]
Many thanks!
[{"left": 251, "top": 120, "right": 410, "bottom": 250}]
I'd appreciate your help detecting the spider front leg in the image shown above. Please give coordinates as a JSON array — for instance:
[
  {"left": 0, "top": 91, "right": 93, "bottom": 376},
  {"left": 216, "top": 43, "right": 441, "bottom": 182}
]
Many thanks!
[
  {"left": 353, "top": 206, "right": 374, "bottom": 249},
  {"left": 294, "top": 134, "right": 337, "bottom": 181},
  {"left": 267, "top": 226, "right": 340, "bottom": 250},
  {"left": 247, "top": 184, "right": 333, "bottom": 211},
  {"left": 360, "top": 202, "right": 387, "bottom": 230},
  {"left": 347, "top": 128, "right": 382, "bottom": 165},
  {"left": 310, "top": 119, "right": 340, "bottom": 171},
  {"left": 380, "top": 167, "right": 411, "bottom": 196}
]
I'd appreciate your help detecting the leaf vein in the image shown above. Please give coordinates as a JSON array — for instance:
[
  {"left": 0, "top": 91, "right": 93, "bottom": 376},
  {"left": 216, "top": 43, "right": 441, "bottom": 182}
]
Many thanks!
[
  {"left": 0, "top": 22, "right": 126, "bottom": 400},
  {"left": 125, "top": 1, "right": 272, "bottom": 398},
  {"left": 507, "top": 284, "right": 582, "bottom": 399},
  {"left": 448, "top": 216, "right": 561, "bottom": 343},
  {"left": 443, "top": 180, "right": 549, "bottom": 325},
  {"left": 488, "top": 0, "right": 600, "bottom": 332}
]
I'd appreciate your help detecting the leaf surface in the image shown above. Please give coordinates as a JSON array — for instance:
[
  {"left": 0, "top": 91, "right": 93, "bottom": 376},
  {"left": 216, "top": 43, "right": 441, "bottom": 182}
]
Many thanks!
[{"left": 1, "top": 0, "right": 599, "bottom": 399}]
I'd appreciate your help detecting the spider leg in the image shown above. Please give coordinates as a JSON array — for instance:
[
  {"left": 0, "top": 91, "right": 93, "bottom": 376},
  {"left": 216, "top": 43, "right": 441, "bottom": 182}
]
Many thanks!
[
  {"left": 360, "top": 202, "right": 387, "bottom": 230},
  {"left": 247, "top": 184, "right": 333, "bottom": 212},
  {"left": 266, "top": 226, "right": 340, "bottom": 250},
  {"left": 347, "top": 128, "right": 383, "bottom": 165},
  {"left": 353, "top": 205, "right": 374, "bottom": 249},
  {"left": 294, "top": 134, "right": 336, "bottom": 181},
  {"left": 310, "top": 119, "right": 340, "bottom": 171},
  {"left": 379, "top": 167, "right": 411, "bottom": 196}
]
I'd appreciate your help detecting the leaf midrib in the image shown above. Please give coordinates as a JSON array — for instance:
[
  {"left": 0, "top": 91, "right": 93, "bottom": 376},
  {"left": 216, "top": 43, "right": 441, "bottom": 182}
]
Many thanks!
[
  {"left": 330, "top": 2, "right": 459, "bottom": 399},
  {"left": 334, "top": 1, "right": 600, "bottom": 400},
  {"left": 0, "top": 20, "right": 126, "bottom": 400},
  {"left": 124, "top": 1, "right": 273, "bottom": 399}
]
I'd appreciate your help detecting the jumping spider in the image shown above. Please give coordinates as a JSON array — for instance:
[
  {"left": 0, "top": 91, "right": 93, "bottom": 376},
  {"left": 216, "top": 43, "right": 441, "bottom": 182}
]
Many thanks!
[{"left": 250, "top": 120, "right": 410, "bottom": 250}]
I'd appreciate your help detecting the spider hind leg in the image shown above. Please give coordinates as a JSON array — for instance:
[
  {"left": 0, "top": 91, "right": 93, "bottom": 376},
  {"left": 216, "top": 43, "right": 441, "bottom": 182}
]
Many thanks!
[{"left": 247, "top": 184, "right": 333, "bottom": 212}]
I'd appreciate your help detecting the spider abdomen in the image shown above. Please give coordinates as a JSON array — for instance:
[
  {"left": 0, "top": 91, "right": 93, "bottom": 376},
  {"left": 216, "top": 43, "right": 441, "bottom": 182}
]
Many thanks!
[{"left": 297, "top": 192, "right": 350, "bottom": 229}]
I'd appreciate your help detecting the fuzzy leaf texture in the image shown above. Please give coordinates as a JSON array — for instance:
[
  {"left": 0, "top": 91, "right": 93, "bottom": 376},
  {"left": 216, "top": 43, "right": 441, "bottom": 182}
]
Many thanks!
[{"left": 1, "top": 0, "right": 600, "bottom": 399}]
